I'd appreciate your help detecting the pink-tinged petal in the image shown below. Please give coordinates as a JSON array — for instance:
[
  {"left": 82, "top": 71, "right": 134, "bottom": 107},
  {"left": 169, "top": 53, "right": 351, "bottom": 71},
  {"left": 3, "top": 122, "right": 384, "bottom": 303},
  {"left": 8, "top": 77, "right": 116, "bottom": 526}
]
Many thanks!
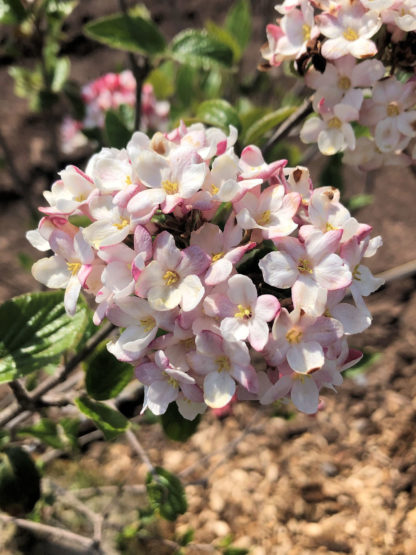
[
  {"left": 287, "top": 341, "right": 324, "bottom": 374},
  {"left": 32, "top": 255, "right": 69, "bottom": 288},
  {"left": 315, "top": 254, "right": 352, "bottom": 290},
  {"left": 134, "top": 150, "right": 168, "bottom": 188},
  {"left": 134, "top": 225, "right": 152, "bottom": 260},
  {"left": 177, "top": 246, "right": 210, "bottom": 277},
  {"left": 231, "top": 364, "right": 258, "bottom": 393},
  {"left": 300, "top": 117, "right": 325, "bottom": 143},
  {"left": 221, "top": 317, "right": 248, "bottom": 342},
  {"left": 64, "top": 275, "right": 82, "bottom": 316},
  {"left": 260, "top": 375, "right": 293, "bottom": 404},
  {"left": 73, "top": 232, "right": 94, "bottom": 264},
  {"left": 248, "top": 318, "right": 270, "bottom": 351},
  {"left": 374, "top": 119, "right": 400, "bottom": 152},
  {"left": 303, "top": 316, "right": 343, "bottom": 345},
  {"left": 205, "top": 258, "right": 233, "bottom": 285},
  {"left": 204, "top": 293, "right": 235, "bottom": 318},
  {"left": 135, "top": 362, "right": 162, "bottom": 384},
  {"left": 195, "top": 330, "right": 223, "bottom": 357},
  {"left": 178, "top": 274, "right": 204, "bottom": 312},
  {"left": 397, "top": 112, "right": 416, "bottom": 138},
  {"left": 321, "top": 37, "right": 350, "bottom": 60},
  {"left": 292, "top": 277, "right": 327, "bottom": 317},
  {"left": 153, "top": 231, "right": 181, "bottom": 269},
  {"left": 147, "top": 381, "right": 178, "bottom": 415},
  {"left": 349, "top": 37, "right": 378, "bottom": 59},
  {"left": 135, "top": 261, "right": 164, "bottom": 297},
  {"left": 127, "top": 188, "right": 166, "bottom": 219},
  {"left": 291, "top": 376, "right": 319, "bottom": 414},
  {"left": 259, "top": 251, "right": 298, "bottom": 289},
  {"left": 225, "top": 241, "right": 256, "bottom": 264},
  {"left": 77, "top": 264, "right": 92, "bottom": 287},
  {"left": 318, "top": 128, "right": 345, "bottom": 155},
  {"left": 254, "top": 295, "right": 280, "bottom": 322},
  {"left": 148, "top": 284, "right": 182, "bottom": 311},
  {"left": 227, "top": 274, "right": 257, "bottom": 306},
  {"left": 353, "top": 265, "right": 384, "bottom": 296},
  {"left": 331, "top": 303, "right": 371, "bottom": 334},
  {"left": 188, "top": 351, "right": 218, "bottom": 375},
  {"left": 204, "top": 371, "right": 236, "bottom": 409},
  {"left": 179, "top": 163, "right": 207, "bottom": 197},
  {"left": 305, "top": 228, "right": 343, "bottom": 263},
  {"left": 351, "top": 58, "right": 384, "bottom": 87}
]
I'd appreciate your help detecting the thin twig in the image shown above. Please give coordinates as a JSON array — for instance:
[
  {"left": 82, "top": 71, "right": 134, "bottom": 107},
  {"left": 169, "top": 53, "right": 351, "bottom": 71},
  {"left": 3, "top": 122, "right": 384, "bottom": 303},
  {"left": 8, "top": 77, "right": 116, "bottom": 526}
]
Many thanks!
[
  {"left": 0, "top": 513, "right": 98, "bottom": 551},
  {"left": 125, "top": 427, "right": 155, "bottom": 474},
  {"left": 262, "top": 97, "right": 313, "bottom": 156}
]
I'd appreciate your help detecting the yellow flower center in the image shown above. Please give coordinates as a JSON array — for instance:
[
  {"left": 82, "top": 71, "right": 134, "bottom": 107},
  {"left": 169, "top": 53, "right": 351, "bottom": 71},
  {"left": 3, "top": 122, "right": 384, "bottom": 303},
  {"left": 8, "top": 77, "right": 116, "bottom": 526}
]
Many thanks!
[
  {"left": 162, "top": 180, "right": 179, "bottom": 195},
  {"left": 163, "top": 270, "right": 179, "bottom": 286},
  {"left": 211, "top": 184, "right": 219, "bottom": 195},
  {"left": 211, "top": 252, "right": 224, "bottom": 262},
  {"left": 163, "top": 372, "right": 178, "bottom": 388},
  {"left": 386, "top": 101, "right": 400, "bottom": 117},
  {"left": 256, "top": 210, "right": 271, "bottom": 226},
  {"left": 66, "top": 261, "right": 81, "bottom": 275},
  {"left": 297, "top": 258, "right": 313, "bottom": 274},
  {"left": 182, "top": 337, "right": 195, "bottom": 351},
  {"left": 302, "top": 23, "right": 311, "bottom": 41},
  {"left": 352, "top": 264, "right": 361, "bottom": 281},
  {"left": 113, "top": 218, "right": 130, "bottom": 230},
  {"left": 286, "top": 328, "right": 303, "bottom": 344},
  {"left": 343, "top": 27, "right": 358, "bottom": 41},
  {"left": 234, "top": 304, "right": 252, "bottom": 319},
  {"left": 140, "top": 316, "right": 156, "bottom": 333},
  {"left": 325, "top": 222, "right": 337, "bottom": 231},
  {"left": 74, "top": 194, "right": 86, "bottom": 202},
  {"left": 338, "top": 76, "right": 351, "bottom": 90},
  {"left": 125, "top": 175, "right": 132, "bottom": 186},
  {"left": 216, "top": 355, "right": 231, "bottom": 372},
  {"left": 328, "top": 117, "right": 342, "bottom": 129}
]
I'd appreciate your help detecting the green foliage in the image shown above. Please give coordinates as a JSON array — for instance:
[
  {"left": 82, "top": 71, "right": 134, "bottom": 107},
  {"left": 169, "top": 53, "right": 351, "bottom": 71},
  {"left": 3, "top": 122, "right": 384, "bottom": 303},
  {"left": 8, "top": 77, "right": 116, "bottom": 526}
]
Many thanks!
[
  {"left": 160, "top": 403, "right": 200, "bottom": 442},
  {"left": 0, "top": 0, "right": 26, "bottom": 24},
  {"left": 18, "top": 417, "right": 80, "bottom": 451},
  {"left": 75, "top": 396, "right": 129, "bottom": 440},
  {"left": 223, "top": 548, "right": 250, "bottom": 555},
  {"left": 319, "top": 153, "right": 344, "bottom": 191},
  {"left": 205, "top": 20, "right": 241, "bottom": 63},
  {"left": 0, "top": 291, "right": 89, "bottom": 383},
  {"left": 344, "top": 352, "right": 381, "bottom": 378},
  {"left": 347, "top": 194, "right": 374, "bottom": 212},
  {"left": 105, "top": 110, "right": 132, "bottom": 149},
  {"left": 170, "top": 29, "right": 234, "bottom": 69},
  {"left": 243, "top": 105, "right": 297, "bottom": 145},
  {"left": 146, "top": 466, "right": 187, "bottom": 521},
  {"left": 146, "top": 63, "right": 175, "bottom": 100},
  {"left": 0, "top": 446, "right": 41, "bottom": 516},
  {"left": 196, "top": 99, "right": 241, "bottom": 132},
  {"left": 224, "top": 0, "right": 251, "bottom": 52},
  {"left": 84, "top": 340, "right": 133, "bottom": 401},
  {"left": 84, "top": 12, "right": 166, "bottom": 56},
  {"left": 51, "top": 56, "right": 70, "bottom": 92},
  {"left": 176, "top": 63, "right": 197, "bottom": 107}
]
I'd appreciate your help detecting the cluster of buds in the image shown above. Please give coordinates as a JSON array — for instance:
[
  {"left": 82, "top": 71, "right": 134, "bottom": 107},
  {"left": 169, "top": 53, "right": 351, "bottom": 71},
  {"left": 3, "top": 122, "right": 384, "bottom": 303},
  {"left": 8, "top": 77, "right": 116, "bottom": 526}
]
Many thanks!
[
  {"left": 262, "top": 0, "right": 416, "bottom": 168},
  {"left": 28, "top": 122, "right": 383, "bottom": 418},
  {"left": 61, "top": 70, "right": 170, "bottom": 153}
]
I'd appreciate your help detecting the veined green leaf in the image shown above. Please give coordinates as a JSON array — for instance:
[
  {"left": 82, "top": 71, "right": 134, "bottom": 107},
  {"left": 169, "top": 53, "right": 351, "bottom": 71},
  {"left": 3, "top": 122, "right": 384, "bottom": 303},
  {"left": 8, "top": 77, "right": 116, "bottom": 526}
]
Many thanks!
[
  {"left": 205, "top": 20, "right": 241, "bottom": 63},
  {"left": 84, "top": 12, "right": 166, "bottom": 56},
  {"left": 0, "top": 291, "right": 89, "bottom": 383},
  {"left": 75, "top": 396, "right": 129, "bottom": 440},
  {"left": 170, "top": 29, "right": 233, "bottom": 69},
  {"left": 225, "top": 0, "right": 251, "bottom": 52},
  {"left": 243, "top": 105, "right": 297, "bottom": 145},
  {"left": 146, "top": 466, "right": 187, "bottom": 521},
  {"left": 196, "top": 99, "right": 241, "bottom": 132},
  {"left": 105, "top": 110, "right": 131, "bottom": 149}
]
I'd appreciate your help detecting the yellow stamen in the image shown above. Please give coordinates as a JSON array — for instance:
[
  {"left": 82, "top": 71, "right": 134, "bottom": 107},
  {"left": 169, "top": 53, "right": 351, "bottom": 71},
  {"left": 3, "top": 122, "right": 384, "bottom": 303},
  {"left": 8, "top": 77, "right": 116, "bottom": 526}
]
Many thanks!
[
  {"left": 163, "top": 270, "right": 179, "bottom": 286},
  {"left": 326, "top": 222, "right": 336, "bottom": 231},
  {"left": 234, "top": 304, "right": 252, "bottom": 319},
  {"left": 343, "top": 27, "right": 358, "bottom": 41},
  {"left": 211, "top": 184, "right": 219, "bottom": 195},
  {"left": 256, "top": 210, "right": 271, "bottom": 226},
  {"left": 140, "top": 316, "right": 156, "bottom": 333},
  {"left": 113, "top": 218, "right": 129, "bottom": 230},
  {"left": 286, "top": 328, "right": 303, "bottom": 344},
  {"left": 74, "top": 194, "right": 86, "bottom": 202},
  {"left": 297, "top": 258, "right": 313, "bottom": 274},
  {"left": 302, "top": 23, "right": 311, "bottom": 41},
  {"left": 67, "top": 261, "right": 81, "bottom": 275},
  {"left": 216, "top": 355, "right": 231, "bottom": 372},
  {"left": 163, "top": 372, "right": 178, "bottom": 388},
  {"left": 327, "top": 117, "right": 342, "bottom": 129},
  {"left": 386, "top": 101, "right": 400, "bottom": 117},
  {"left": 182, "top": 337, "right": 195, "bottom": 351},
  {"left": 211, "top": 252, "right": 224, "bottom": 262},
  {"left": 352, "top": 264, "right": 361, "bottom": 281},
  {"left": 162, "top": 180, "right": 179, "bottom": 195},
  {"left": 324, "top": 309, "right": 332, "bottom": 318},
  {"left": 125, "top": 175, "right": 132, "bottom": 186},
  {"left": 338, "top": 76, "right": 351, "bottom": 90}
]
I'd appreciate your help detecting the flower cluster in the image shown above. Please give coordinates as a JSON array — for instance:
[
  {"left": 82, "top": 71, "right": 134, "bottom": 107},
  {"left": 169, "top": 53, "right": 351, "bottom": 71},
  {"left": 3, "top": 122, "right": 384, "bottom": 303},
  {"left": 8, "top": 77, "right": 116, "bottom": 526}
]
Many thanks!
[
  {"left": 262, "top": 0, "right": 416, "bottom": 168},
  {"left": 61, "top": 70, "right": 170, "bottom": 153},
  {"left": 28, "top": 122, "right": 383, "bottom": 418}
]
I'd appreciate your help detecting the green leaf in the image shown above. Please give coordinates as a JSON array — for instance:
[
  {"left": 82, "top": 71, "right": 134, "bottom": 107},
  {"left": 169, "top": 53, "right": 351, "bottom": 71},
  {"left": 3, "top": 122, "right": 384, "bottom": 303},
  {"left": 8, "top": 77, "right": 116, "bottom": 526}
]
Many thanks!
[
  {"left": 75, "top": 395, "right": 129, "bottom": 440},
  {"left": 170, "top": 29, "right": 234, "bottom": 69},
  {"left": 205, "top": 20, "right": 241, "bottom": 63},
  {"left": 146, "top": 63, "right": 175, "bottom": 100},
  {"left": 344, "top": 352, "right": 381, "bottom": 379},
  {"left": 243, "top": 105, "right": 297, "bottom": 145},
  {"left": 225, "top": 0, "right": 251, "bottom": 52},
  {"left": 0, "top": 292, "right": 89, "bottom": 383},
  {"left": 176, "top": 64, "right": 197, "bottom": 107},
  {"left": 105, "top": 110, "right": 131, "bottom": 149},
  {"left": 318, "top": 153, "right": 344, "bottom": 191},
  {"left": 160, "top": 403, "right": 200, "bottom": 442},
  {"left": 44, "top": 0, "right": 78, "bottom": 19},
  {"left": 223, "top": 549, "right": 249, "bottom": 555},
  {"left": 146, "top": 466, "right": 187, "bottom": 521},
  {"left": 84, "top": 340, "right": 133, "bottom": 401},
  {"left": 18, "top": 419, "right": 63, "bottom": 449},
  {"left": 63, "top": 80, "right": 85, "bottom": 120},
  {"left": 196, "top": 99, "right": 241, "bottom": 132},
  {"left": 0, "top": 447, "right": 41, "bottom": 516},
  {"left": 9, "top": 65, "right": 42, "bottom": 100},
  {"left": 84, "top": 13, "right": 166, "bottom": 56},
  {"left": 51, "top": 57, "right": 70, "bottom": 92},
  {"left": 347, "top": 194, "right": 374, "bottom": 212}
]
